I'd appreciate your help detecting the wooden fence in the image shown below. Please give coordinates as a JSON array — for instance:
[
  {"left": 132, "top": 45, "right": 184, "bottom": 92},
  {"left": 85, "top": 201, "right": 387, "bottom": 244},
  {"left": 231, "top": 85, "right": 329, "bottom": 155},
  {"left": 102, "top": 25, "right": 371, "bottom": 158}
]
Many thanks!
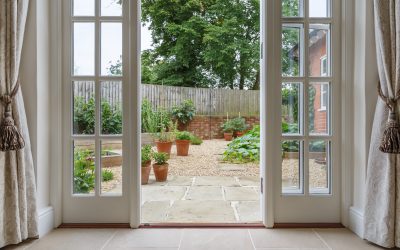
[{"left": 74, "top": 82, "right": 260, "bottom": 116}]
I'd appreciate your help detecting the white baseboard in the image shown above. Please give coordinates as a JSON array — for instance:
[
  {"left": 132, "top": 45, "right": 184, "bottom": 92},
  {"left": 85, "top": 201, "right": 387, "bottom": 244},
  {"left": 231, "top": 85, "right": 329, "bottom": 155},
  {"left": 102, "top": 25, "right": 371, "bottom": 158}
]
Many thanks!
[
  {"left": 349, "top": 206, "right": 364, "bottom": 238},
  {"left": 38, "top": 206, "right": 54, "bottom": 237}
]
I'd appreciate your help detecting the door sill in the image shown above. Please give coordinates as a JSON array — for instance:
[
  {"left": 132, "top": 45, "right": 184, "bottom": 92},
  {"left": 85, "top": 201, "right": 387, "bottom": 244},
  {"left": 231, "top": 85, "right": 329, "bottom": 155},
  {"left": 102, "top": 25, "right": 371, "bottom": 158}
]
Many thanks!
[{"left": 140, "top": 223, "right": 265, "bottom": 228}]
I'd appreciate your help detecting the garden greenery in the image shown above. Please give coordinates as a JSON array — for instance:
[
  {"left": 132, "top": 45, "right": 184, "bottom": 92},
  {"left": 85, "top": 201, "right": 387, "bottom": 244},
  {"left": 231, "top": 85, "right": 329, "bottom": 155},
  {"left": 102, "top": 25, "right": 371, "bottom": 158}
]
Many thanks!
[
  {"left": 176, "top": 131, "right": 192, "bottom": 140},
  {"left": 153, "top": 152, "right": 169, "bottom": 165},
  {"left": 171, "top": 100, "right": 196, "bottom": 126},
  {"left": 102, "top": 169, "right": 114, "bottom": 182},
  {"left": 223, "top": 125, "right": 260, "bottom": 163},
  {"left": 190, "top": 134, "right": 203, "bottom": 145},
  {"left": 141, "top": 99, "right": 172, "bottom": 133},
  {"left": 141, "top": 145, "right": 153, "bottom": 165},
  {"left": 221, "top": 119, "right": 235, "bottom": 133},
  {"left": 230, "top": 117, "right": 248, "bottom": 132}
]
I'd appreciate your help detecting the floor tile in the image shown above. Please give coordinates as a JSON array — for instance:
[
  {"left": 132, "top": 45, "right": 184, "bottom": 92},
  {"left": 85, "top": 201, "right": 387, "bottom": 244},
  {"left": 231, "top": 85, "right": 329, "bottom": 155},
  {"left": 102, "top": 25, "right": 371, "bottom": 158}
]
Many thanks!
[
  {"left": 238, "top": 176, "right": 260, "bottom": 186},
  {"left": 314, "top": 228, "right": 384, "bottom": 250},
  {"left": 166, "top": 176, "right": 194, "bottom": 186},
  {"left": 166, "top": 200, "right": 236, "bottom": 223},
  {"left": 141, "top": 186, "right": 186, "bottom": 202},
  {"left": 141, "top": 201, "right": 171, "bottom": 223},
  {"left": 180, "top": 229, "right": 254, "bottom": 250},
  {"left": 235, "top": 201, "right": 261, "bottom": 222},
  {"left": 103, "top": 229, "right": 182, "bottom": 249},
  {"left": 185, "top": 186, "right": 224, "bottom": 200},
  {"left": 193, "top": 176, "right": 240, "bottom": 187},
  {"left": 249, "top": 229, "right": 328, "bottom": 249},
  {"left": 224, "top": 187, "right": 259, "bottom": 201},
  {"left": 27, "top": 229, "right": 116, "bottom": 250}
]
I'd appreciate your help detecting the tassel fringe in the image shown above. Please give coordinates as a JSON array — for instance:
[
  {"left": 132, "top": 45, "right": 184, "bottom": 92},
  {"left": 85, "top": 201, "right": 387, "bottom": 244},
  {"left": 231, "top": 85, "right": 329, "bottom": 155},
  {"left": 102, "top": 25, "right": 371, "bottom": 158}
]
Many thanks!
[
  {"left": 0, "top": 110, "right": 25, "bottom": 151},
  {"left": 379, "top": 113, "right": 400, "bottom": 154}
]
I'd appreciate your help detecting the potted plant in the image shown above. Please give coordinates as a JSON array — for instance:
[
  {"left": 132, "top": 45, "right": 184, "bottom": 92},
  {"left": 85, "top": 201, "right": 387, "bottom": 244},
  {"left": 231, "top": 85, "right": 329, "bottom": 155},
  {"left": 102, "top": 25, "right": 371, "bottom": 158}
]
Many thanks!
[
  {"left": 152, "top": 152, "right": 169, "bottom": 182},
  {"left": 175, "top": 131, "right": 192, "bottom": 156},
  {"left": 141, "top": 145, "right": 153, "bottom": 185},
  {"left": 221, "top": 120, "right": 234, "bottom": 141},
  {"left": 231, "top": 117, "right": 248, "bottom": 137},
  {"left": 153, "top": 121, "right": 176, "bottom": 155},
  {"left": 171, "top": 99, "right": 196, "bottom": 130}
]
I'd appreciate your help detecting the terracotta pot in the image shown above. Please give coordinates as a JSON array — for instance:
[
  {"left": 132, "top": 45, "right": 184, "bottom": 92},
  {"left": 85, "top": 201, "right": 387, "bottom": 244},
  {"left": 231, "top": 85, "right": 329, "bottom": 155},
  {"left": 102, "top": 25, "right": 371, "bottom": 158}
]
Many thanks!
[
  {"left": 153, "top": 163, "right": 169, "bottom": 182},
  {"left": 156, "top": 141, "right": 173, "bottom": 155},
  {"left": 176, "top": 139, "right": 190, "bottom": 156},
  {"left": 141, "top": 161, "right": 151, "bottom": 185},
  {"left": 224, "top": 132, "right": 233, "bottom": 141},
  {"left": 235, "top": 131, "right": 244, "bottom": 137}
]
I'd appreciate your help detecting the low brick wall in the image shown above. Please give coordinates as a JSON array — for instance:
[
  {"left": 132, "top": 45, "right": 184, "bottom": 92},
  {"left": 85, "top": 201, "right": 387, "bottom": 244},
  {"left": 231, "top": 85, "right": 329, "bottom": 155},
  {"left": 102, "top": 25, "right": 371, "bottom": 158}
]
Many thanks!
[{"left": 186, "top": 115, "right": 260, "bottom": 139}]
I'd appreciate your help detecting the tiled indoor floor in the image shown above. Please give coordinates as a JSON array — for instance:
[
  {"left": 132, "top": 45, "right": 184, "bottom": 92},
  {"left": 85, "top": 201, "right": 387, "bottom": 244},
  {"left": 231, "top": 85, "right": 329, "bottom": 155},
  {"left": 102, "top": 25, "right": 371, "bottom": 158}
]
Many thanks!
[{"left": 4, "top": 228, "right": 387, "bottom": 250}]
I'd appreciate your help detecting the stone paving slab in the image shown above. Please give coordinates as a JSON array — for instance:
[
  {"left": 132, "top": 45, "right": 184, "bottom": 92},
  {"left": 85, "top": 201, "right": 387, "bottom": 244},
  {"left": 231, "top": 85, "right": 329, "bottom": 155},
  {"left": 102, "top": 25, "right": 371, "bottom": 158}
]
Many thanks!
[
  {"left": 237, "top": 176, "right": 260, "bottom": 187},
  {"left": 141, "top": 201, "right": 171, "bottom": 222},
  {"left": 142, "top": 186, "right": 187, "bottom": 202},
  {"left": 166, "top": 200, "right": 236, "bottom": 223},
  {"left": 146, "top": 176, "right": 193, "bottom": 186},
  {"left": 235, "top": 201, "right": 261, "bottom": 222},
  {"left": 224, "top": 187, "right": 259, "bottom": 201},
  {"left": 185, "top": 186, "right": 224, "bottom": 201},
  {"left": 194, "top": 176, "right": 240, "bottom": 187}
]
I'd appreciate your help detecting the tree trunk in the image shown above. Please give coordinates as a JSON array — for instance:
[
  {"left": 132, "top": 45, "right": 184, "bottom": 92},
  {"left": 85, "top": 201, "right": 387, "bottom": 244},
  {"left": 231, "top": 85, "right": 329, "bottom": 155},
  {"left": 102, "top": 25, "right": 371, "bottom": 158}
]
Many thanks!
[{"left": 252, "top": 70, "right": 260, "bottom": 90}]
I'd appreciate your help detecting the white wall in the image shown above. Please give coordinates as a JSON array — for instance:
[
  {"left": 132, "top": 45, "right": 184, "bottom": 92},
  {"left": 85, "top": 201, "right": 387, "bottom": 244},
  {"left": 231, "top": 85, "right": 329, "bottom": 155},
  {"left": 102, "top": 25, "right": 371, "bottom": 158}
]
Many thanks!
[
  {"left": 19, "top": 0, "right": 54, "bottom": 237},
  {"left": 348, "top": 0, "right": 379, "bottom": 237}
]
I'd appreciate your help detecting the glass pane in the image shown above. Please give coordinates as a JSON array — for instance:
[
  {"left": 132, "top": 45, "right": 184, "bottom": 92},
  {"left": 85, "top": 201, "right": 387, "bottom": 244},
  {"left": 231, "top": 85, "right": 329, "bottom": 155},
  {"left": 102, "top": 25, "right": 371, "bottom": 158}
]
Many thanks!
[
  {"left": 101, "top": 23, "right": 123, "bottom": 76},
  {"left": 309, "top": 140, "right": 329, "bottom": 194},
  {"left": 74, "top": 23, "right": 95, "bottom": 76},
  {"left": 282, "top": 24, "right": 303, "bottom": 77},
  {"left": 282, "top": 140, "right": 302, "bottom": 193},
  {"left": 101, "top": 140, "right": 123, "bottom": 195},
  {"left": 73, "top": 140, "right": 95, "bottom": 195},
  {"left": 309, "top": 24, "right": 330, "bottom": 77},
  {"left": 282, "top": 83, "right": 301, "bottom": 134},
  {"left": 309, "top": 82, "right": 329, "bottom": 135},
  {"left": 101, "top": 81, "right": 122, "bottom": 134},
  {"left": 73, "top": 0, "right": 95, "bottom": 16},
  {"left": 282, "top": 0, "right": 303, "bottom": 17},
  {"left": 73, "top": 81, "right": 95, "bottom": 135},
  {"left": 101, "top": 0, "right": 122, "bottom": 16},
  {"left": 309, "top": 0, "right": 329, "bottom": 17}
]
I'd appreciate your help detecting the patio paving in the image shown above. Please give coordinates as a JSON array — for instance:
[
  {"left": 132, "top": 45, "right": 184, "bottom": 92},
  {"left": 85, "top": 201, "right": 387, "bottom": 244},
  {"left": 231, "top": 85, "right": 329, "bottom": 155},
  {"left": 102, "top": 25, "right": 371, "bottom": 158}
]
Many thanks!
[{"left": 141, "top": 175, "right": 261, "bottom": 223}]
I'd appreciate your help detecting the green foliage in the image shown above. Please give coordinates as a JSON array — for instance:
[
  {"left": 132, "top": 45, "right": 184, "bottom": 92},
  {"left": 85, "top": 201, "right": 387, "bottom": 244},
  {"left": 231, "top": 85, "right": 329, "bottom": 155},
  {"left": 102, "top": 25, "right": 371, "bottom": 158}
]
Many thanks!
[
  {"left": 281, "top": 26, "right": 300, "bottom": 76},
  {"left": 102, "top": 169, "right": 114, "bottom": 182},
  {"left": 310, "top": 140, "right": 326, "bottom": 152},
  {"left": 223, "top": 125, "right": 260, "bottom": 163},
  {"left": 281, "top": 121, "right": 299, "bottom": 134},
  {"left": 176, "top": 131, "right": 192, "bottom": 140},
  {"left": 281, "top": 83, "right": 299, "bottom": 123},
  {"left": 153, "top": 152, "right": 169, "bottom": 165},
  {"left": 221, "top": 119, "right": 235, "bottom": 133},
  {"left": 141, "top": 145, "right": 153, "bottom": 164},
  {"left": 172, "top": 100, "right": 196, "bottom": 125},
  {"left": 107, "top": 55, "right": 122, "bottom": 76},
  {"left": 282, "top": 140, "right": 299, "bottom": 153},
  {"left": 282, "top": 0, "right": 300, "bottom": 17},
  {"left": 230, "top": 117, "right": 248, "bottom": 132},
  {"left": 73, "top": 149, "right": 95, "bottom": 193},
  {"left": 141, "top": 99, "right": 172, "bottom": 133},
  {"left": 73, "top": 97, "right": 122, "bottom": 135},
  {"left": 190, "top": 134, "right": 203, "bottom": 145},
  {"left": 154, "top": 121, "right": 177, "bottom": 142}
]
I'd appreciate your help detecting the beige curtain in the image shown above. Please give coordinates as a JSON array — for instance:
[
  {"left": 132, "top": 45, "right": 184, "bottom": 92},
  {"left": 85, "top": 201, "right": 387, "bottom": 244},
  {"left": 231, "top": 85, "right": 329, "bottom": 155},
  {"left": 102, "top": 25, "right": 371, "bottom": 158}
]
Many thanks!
[
  {"left": 364, "top": 0, "right": 400, "bottom": 248},
  {"left": 0, "top": 0, "right": 38, "bottom": 247}
]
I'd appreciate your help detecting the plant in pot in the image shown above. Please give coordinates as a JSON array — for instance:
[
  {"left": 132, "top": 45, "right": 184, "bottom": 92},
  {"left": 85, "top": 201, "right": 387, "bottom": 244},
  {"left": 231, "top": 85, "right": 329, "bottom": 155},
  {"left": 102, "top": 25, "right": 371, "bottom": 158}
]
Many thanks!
[
  {"left": 171, "top": 99, "right": 196, "bottom": 130},
  {"left": 152, "top": 152, "right": 169, "bottom": 182},
  {"left": 141, "top": 145, "right": 153, "bottom": 185},
  {"left": 221, "top": 120, "right": 235, "bottom": 141},
  {"left": 175, "top": 131, "right": 192, "bottom": 156},
  {"left": 153, "top": 121, "right": 176, "bottom": 155},
  {"left": 231, "top": 117, "right": 248, "bottom": 137}
]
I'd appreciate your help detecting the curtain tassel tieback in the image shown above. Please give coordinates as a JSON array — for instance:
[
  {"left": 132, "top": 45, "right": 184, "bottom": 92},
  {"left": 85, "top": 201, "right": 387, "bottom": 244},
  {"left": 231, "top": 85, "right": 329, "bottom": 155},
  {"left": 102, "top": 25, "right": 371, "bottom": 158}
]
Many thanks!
[
  {"left": 378, "top": 82, "right": 400, "bottom": 154},
  {"left": 0, "top": 80, "right": 25, "bottom": 151}
]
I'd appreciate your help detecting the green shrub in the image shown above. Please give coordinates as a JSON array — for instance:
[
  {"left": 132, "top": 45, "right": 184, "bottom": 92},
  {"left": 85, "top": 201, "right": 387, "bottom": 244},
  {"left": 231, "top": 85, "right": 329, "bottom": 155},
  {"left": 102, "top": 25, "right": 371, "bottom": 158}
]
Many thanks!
[
  {"left": 171, "top": 99, "right": 196, "bottom": 125},
  {"left": 230, "top": 117, "right": 248, "bottom": 132},
  {"left": 309, "top": 140, "right": 326, "bottom": 152},
  {"left": 190, "top": 134, "right": 203, "bottom": 145},
  {"left": 176, "top": 131, "right": 192, "bottom": 140},
  {"left": 141, "top": 145, "right": 153, "bottom": 164},
  {"left": 221, "top": 119, "right": 235, "bottom": 133},
  {"left": 282, "top": 121, "right": 299, "bottom": 134},
  {"left": 74, "top": 97, "right": 122, "bottom": 135},
  {"left": 223, "top": 125, "right": 260, "bottom": 163},
  {"left": 153, "top": 152, "right": 169, "bottom": 165},
  {"left": 102, "top": 169, "right": 114, "bottom": 182},
  {"left": 141, "top": 99, "right": 172, "bottom": 133},
  {"left": 73, "top": 149, "right": 95, "bottom": 193}
]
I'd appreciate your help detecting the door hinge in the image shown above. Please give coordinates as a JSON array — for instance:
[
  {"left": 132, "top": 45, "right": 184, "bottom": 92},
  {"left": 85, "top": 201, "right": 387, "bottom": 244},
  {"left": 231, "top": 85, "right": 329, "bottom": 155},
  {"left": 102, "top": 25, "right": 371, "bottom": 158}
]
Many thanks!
[{"left": 260, "top": 177, "right": 263, "bottom": 194}]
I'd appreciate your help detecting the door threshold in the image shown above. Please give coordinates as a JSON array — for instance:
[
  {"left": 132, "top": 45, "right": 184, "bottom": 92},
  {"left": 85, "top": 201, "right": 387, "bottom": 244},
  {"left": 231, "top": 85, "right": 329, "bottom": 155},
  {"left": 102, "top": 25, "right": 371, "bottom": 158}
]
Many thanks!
[{"left": 140, "top": 223, "right": 265, "bottom": 228}]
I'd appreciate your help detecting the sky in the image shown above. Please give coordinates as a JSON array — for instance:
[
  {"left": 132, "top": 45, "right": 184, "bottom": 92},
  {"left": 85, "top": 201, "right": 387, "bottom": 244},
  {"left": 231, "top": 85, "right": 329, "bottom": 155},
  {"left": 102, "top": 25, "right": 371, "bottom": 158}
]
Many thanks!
[{"left": 73, "top": 0, "right": 328, "bottom": 76}]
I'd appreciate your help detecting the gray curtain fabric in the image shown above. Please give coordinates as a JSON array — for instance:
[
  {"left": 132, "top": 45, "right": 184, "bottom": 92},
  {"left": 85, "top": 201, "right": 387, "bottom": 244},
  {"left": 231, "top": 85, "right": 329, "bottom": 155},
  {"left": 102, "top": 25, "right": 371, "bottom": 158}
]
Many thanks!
[
  {"left": 364, "top": 0, "right": 400, "bottom": 248},
  {"left": 0, "top": 0, "right": 38, "bottom": 247}
]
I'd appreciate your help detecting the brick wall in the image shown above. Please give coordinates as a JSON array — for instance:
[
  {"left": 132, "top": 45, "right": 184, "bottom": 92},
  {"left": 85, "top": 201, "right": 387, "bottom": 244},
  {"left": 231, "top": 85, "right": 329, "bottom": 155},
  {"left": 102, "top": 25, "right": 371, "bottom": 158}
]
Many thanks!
[{"left": 186, "top": 115, "right": 260, "bottom": 139}]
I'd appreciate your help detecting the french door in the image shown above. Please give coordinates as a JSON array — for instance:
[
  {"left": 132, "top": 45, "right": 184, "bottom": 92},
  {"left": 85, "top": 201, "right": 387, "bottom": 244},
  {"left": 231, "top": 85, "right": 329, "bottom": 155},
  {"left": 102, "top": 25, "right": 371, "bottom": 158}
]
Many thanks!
[{"left": 262, "top": 0, "right": 341, "bottom": 224}]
